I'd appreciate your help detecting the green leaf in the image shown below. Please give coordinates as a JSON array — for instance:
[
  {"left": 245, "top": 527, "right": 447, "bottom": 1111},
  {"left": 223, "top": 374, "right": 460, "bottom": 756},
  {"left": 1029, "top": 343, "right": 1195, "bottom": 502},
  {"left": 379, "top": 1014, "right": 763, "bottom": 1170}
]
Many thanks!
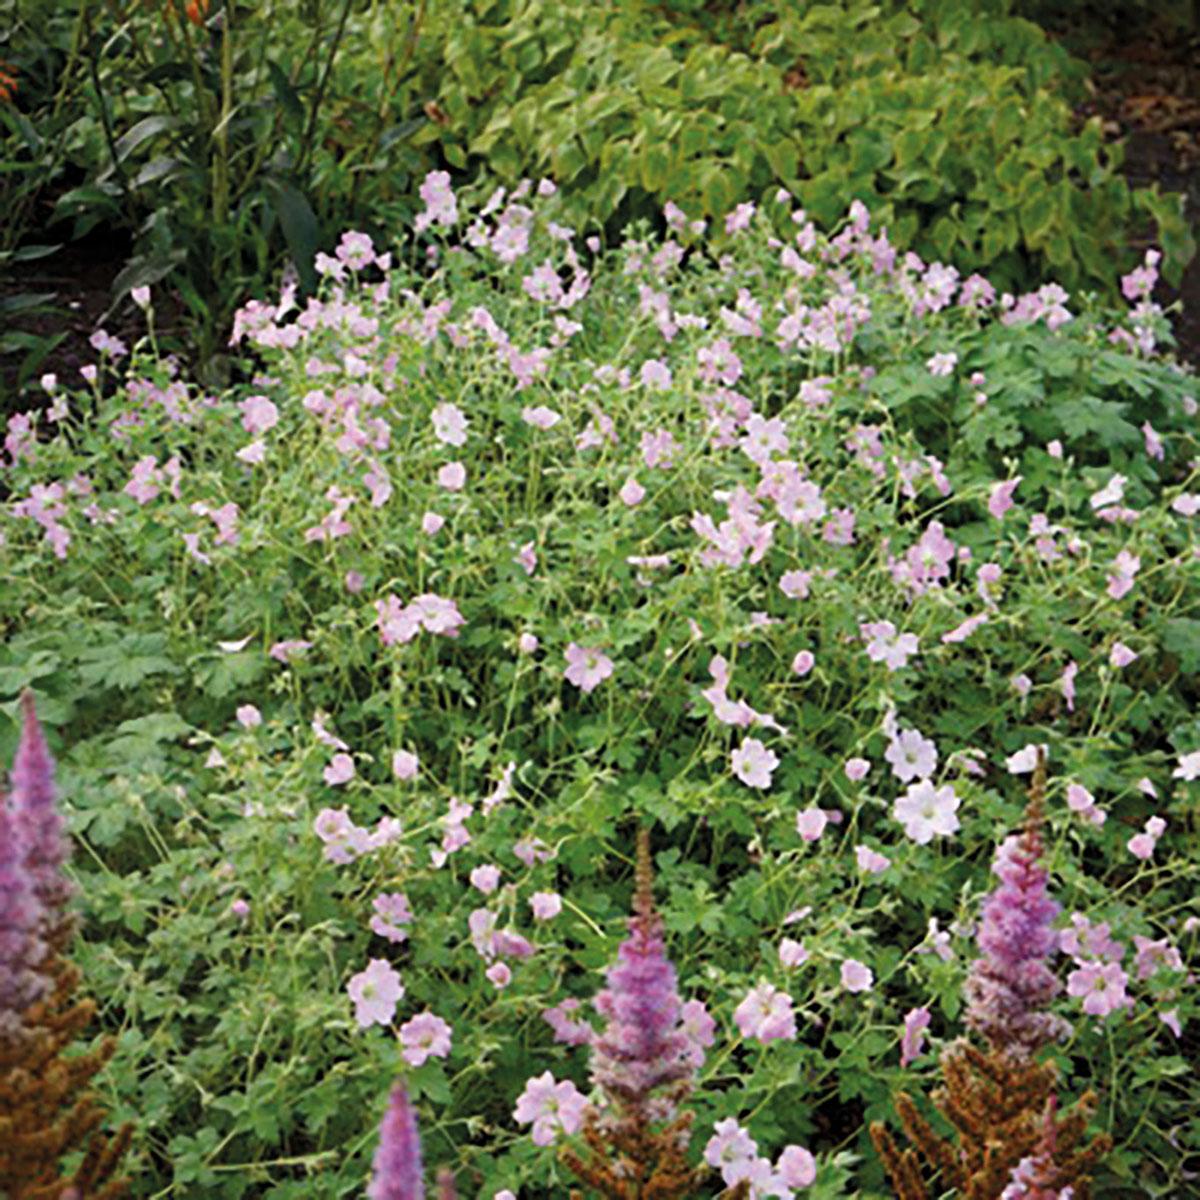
[
  {"left": 267, "top": 61, "right": 306, "bottom": 130},
  {"left": 52, "top": 183, "right": 123, "bottom": 221},
  {"left": 0, "top": 293, "right": 57, "bottom": 316},
  {"left": 10, "top": 243, "right": 62, "bottom": 262},
  {"left": 111, "top": 250, "right": 187, "bottom": 306},
  {"left": 263, "top": 176, "right": 319, "bottom": 293},
  {"left": 1161, "top": 619, "right": 1200, "bottom": 674},
  {"left": 1055, "top": 396, "right": 1138, "bottom": 450},
  {"left": 132, "top": 156, "right": 190, "bottom": 189},
  {"left": 763, "top": 137, "right": 799, "bottom": 182},
  {"left": 1019, "top": 187, "right": 1055, "bottom": 247},
  {"left": 112, "top": 115, "right": 180, "bottom": 165},
  {"left": 639, "top": 143, "right": 671, "bottom": 193}
]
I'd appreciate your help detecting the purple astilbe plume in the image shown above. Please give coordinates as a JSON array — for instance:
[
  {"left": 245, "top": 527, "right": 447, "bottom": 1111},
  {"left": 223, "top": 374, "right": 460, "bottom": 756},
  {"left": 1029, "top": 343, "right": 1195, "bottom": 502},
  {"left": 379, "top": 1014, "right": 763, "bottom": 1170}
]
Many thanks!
[
  {"left": 0, "top": 797, "right": 49, "bottom": 1033},
  {"left": 369, "top": 1083, "right": 425, "bottom": 1200},
  {"left": 963, "top": 749, "right": 1071, "bottom": 1058},
  {"left": 10, "top": 691, "right": 74, "bottom": 917},
  {"left": 588, "top": 828, "right": 696, "bottom": 1120}
]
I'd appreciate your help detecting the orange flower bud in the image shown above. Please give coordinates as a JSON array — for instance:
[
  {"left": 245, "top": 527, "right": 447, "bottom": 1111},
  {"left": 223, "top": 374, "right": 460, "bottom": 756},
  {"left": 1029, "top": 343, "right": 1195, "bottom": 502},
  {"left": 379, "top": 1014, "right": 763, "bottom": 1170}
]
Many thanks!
[{"left": 0, "top": 61, "right": 18, "bottom": 104}]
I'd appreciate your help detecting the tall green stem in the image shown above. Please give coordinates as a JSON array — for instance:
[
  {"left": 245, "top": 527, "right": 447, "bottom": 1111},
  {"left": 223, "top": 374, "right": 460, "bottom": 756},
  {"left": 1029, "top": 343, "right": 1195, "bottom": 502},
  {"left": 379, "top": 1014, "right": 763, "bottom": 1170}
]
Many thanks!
[{"left": 212, "top": 1, "right": 234, "bottom": 226}]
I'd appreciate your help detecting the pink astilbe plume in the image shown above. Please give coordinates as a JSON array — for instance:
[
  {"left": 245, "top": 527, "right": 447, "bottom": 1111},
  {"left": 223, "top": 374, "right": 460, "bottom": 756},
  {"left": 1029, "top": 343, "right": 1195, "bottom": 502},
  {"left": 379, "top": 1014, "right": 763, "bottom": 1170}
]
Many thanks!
[
  {"left": 588, "top": 833, "right": 694, "bottom": 1118},
  {"left": 962, "top": 748, "right": 1071, "bottom": 1059},
  {"left": 10, "top": 691, "right": 74, "bottom": 919},
  {"left": 0, "top": 692, "right": 133, "bottom": 1197},
  {"left": 871, "top": 752, "right": 1110, "bottom": 1200},
  {"left": 560, "top": 829, "right": 744, "bottom": 1199},
  {"left": 369, "top": 1083, "right": 426, "bottom": 1200},
  {"left": 0, "top": 800, "right": 48, "bottom": 1032}
]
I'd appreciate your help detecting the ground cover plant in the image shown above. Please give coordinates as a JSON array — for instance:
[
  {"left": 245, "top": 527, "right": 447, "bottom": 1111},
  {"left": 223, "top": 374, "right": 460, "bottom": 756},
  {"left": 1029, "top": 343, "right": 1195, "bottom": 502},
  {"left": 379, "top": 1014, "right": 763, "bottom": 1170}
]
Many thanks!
[{"left": 1, "top": 174, "right": 1199, "bottom": 1197}]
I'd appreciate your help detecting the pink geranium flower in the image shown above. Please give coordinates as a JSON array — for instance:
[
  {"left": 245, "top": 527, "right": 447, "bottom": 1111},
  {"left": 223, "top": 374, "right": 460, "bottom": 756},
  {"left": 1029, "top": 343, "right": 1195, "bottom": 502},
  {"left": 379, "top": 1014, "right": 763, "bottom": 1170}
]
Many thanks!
[
  {"left": 347, "top": 958, "right": 404, "bottom": 1028},
  {"left": 731, "top": 737, "right": 779, "bottom": 789},
  {"left": 236, "top": 704, "right": 262, "bottom": 729},
  {"left": 521, "top": 405, "right": 561, "bottom": 429},
  {"left": 845, "top": 757, "right": 870, "bottom": 782},
  {"left": 370, "top": 893, "right": 414, "bottom": 943},
  {"left": 399, "top": 1011, "right": 453, "bottom": 1066},
  {"left": 431, "top": 401, "right": 468, "bottom": 445},
  {"left": 778, "top": 938, "right": 809, "bottom": 968},
  {"left": 324, "top": 753, "right": 355, "bottom": 786},
  {"left": 437, "top": 461, "right": 466, "bottom": 491},
  {"left": 777, "top": 1145, "right": 817, "bottom": 1188},
  {"left": 1066, "top": 961, "right": 1129, "bottom": 1017},
  {"left": 392, "top": 749, "right": 419, "bottom": 780},
  {"left": 564, "top": 642, "right": 614, "bottom": 693},
  {"left": 900, "top": 1006, "right": 931, "bottom": 1066},
  {"left": 840, "top": 959, "right": 874, "bottom": 993},
  {"left": 861, "top": 620, "right": 920, "bottom": 671},
  {"left": 514, "top": 541, "right": 537, "bottom": 575},
  {"left": 988, "top": 477, "right": 1021, "bottom": 520},
  {"left": 1106, "top": 548, "right": 1140, "bottom": 600},
  {"left": 1173, "top": 750, "right": 1200, "bottom": 781},
  {"left": 1110, "top": 642, "right": 1138, "bottom": 668},
  {"left": 619, "top": 476, "right": 645, "bottom": 506},
  {"left": 893, "top": 780, "right": 960, "bottom": 843},
  {"left": 734, "top": 983, "right": 796, "bottom": 1042},
  {"left": 885, "top": 728, "right": 937, "bottom": 782},
  {"left": 512, "top": 1072, "right": 588, "bottom": 1146},
  {"left": 856, "top": 845, "right": 890, "bottom": 873},
  {"left": 795, "top": 808, "right": 828, "bottom": 841},
  {"left": 529, "top": 891, "right": 562, "bottom": 920}
]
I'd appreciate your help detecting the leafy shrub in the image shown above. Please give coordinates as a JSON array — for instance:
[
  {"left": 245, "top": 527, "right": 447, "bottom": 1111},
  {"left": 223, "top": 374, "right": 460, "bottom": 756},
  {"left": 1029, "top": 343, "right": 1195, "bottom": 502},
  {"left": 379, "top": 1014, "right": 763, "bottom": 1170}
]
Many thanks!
[
  {"left": 0, "top": 0, "right": 435, "bottom": 377},
  {"left": 412, "top": 0, "right": 1193, "bottom": 294},
  {"left": 1, "top": 177, "right": 1198, "bottom": 1197}
]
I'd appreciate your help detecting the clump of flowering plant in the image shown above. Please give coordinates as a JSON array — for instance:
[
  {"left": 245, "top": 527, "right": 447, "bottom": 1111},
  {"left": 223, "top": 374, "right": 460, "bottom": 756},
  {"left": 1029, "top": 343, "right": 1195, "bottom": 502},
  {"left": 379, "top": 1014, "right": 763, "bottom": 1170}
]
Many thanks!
[
  {"left": 871, "top": 753, "right": 1111, "bottom": 1199},
  {"left": 2, "top": 170, "right": 1197, "bottom": 1193},
  {"left": 559, "top": 828, "right": 718, "bottom": 1199},
  {"left": 0, "top": 693, "right": 132, "bottom": 1198}
]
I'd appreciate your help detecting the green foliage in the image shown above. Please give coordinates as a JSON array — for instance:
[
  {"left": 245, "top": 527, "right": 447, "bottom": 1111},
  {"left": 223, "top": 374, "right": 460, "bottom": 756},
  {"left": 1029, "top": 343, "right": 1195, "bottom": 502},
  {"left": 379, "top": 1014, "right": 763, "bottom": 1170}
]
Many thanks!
[
  {"left": 2, "top": 181, "right": 1197, "bottom": 1196},
  {"left": 405, "top": 0, "right": 1193, "bottom": 294},
  {"left": 1, "top": 0, "right": 435, "bottom": 382}
]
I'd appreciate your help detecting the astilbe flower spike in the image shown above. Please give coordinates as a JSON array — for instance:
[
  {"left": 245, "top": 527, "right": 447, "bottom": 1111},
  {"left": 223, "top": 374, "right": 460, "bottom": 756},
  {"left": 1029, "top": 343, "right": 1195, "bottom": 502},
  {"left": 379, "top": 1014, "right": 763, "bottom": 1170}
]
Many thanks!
[
  {"left": 962, "top": 750, "right": 1070, "bottom": 1059},
  {"left": 870, "top": 751, "right": 1111, "bottom": 1199},
  {"left": 370, "top": 1083, "right": 426, "bottom": 1200},
  {"left": 560, "top": 828, "right": 748, "bottom": 1200},
  {"left": 369, "top": 1079, "right": 459, "bottom": 1199},
  {"left": 0, "top": 799, "right": 48, "bottom": 1033},
  {"left": 0, "top": 691, "right": 133, "bottom": 1199},
  {"left": 11, "top": 690, "right": 75, "bottom": 922}
]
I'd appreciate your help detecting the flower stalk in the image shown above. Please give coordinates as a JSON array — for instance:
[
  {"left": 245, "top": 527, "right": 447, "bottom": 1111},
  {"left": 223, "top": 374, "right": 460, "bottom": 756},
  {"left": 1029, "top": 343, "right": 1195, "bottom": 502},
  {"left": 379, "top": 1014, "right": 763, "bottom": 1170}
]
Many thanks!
[{"left": 870, "top": 751, "right": 1111, "bottom": 1199}]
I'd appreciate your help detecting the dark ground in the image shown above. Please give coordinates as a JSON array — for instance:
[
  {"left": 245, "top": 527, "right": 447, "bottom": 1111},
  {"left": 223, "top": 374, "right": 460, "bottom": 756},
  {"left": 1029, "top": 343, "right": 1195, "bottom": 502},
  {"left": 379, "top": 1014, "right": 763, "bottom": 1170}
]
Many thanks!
[
  {"left": 1062, "top": 9, "right": 1200, "bottom": 366},
  {"left": 1, "top": 9, "right": 1199, "bottom": 412}
]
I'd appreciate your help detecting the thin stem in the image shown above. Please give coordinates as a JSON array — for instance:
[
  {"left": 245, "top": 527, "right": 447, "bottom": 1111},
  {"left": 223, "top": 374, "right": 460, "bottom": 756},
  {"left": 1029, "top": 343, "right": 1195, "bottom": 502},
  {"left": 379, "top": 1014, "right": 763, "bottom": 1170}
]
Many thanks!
[
  {"left": 296, "top": 0, "right": 355, "bottom": 177},
  {"left": 83, "top": 6, "right": 134, "bottom": 214}
]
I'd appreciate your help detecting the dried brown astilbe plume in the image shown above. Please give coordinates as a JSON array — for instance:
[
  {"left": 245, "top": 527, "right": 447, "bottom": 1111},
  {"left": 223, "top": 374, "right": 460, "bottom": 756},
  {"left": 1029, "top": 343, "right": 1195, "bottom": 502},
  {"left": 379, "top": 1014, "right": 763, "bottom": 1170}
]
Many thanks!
[
  {"left": 870, "top": 752, "right": 1111, "bottom": 1199},
  {"left": 0, "top": 956, "right": 133, "bottom": 1199},
  {"left": 0, "top": 693, "right": 133, "bottom": 1198},
  {"left": 560, "top": 829, "right": 746, "bottom": 1200},
  {"left": 871, "top": 1041, "right": 1109, "bottom": 1200}
]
